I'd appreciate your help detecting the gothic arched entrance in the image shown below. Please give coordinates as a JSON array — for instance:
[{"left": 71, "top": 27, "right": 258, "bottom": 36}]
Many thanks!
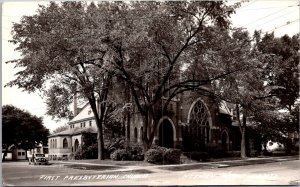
[{"left": 159, "top": 119, "right": 174, "bottom": 148}]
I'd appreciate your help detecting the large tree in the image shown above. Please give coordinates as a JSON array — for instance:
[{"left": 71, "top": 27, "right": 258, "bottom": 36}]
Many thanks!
[
  {"left": 207, "top": 28, "right": 279, "bottom": 158},
  {"left": 255, "top": 32, "right": 299, "bottom": 112},
  {"left": 7, "top": 1, "right": 246, "bottom": 156},
  {"left": 97, "top": 1, "right": 243, "bottom": 151},
  {"left": 6, "top": 2, "right": 127, "bottom": 160},
  {"left": 2, "top": 105, "right": 49, "bottom": 160},
  {"left": 252, "top": 32, "right": 300, "bottom": 151}
]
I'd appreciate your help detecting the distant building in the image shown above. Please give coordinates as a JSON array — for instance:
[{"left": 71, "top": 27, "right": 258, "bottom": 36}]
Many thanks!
[
  {"left": 27, "top": 143, "right": 49, "bottom": 159},
  {"left": 48, "top": 103, "right": 97, "bottom": 160}
]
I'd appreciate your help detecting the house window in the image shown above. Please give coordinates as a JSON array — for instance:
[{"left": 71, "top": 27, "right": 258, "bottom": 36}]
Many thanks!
[
  {"left": 63, "top": 138, "right": 68, "bottom": 148},
  {"left": 22, "top": 152, "right": 25, "bottom": 156},
  {"left": 18, "top": 152, "right": 21, "bottom": 156},
  {"left": 89, "top": 121, "right": 92, "bottom": 127},
  {"left": 83, "top": 122, "right": 85, "bottom": 128},
  {"left": 80, "top": 123, "right": 82, "bottom": 128}
]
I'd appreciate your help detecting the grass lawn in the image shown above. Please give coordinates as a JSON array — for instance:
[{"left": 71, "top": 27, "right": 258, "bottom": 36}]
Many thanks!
[{"left": 62, "top": 159, "right": 154, "bottom": 166}]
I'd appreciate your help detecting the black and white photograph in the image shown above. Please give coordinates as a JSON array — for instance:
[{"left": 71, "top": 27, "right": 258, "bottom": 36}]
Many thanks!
[{"left": 2, "top": 0, "right": 299, "bottom": 186}]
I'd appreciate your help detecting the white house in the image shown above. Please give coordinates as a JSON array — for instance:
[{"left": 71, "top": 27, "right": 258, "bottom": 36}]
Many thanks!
[{"left": 48, "top": 103, "right": 97, "bottom": 160}]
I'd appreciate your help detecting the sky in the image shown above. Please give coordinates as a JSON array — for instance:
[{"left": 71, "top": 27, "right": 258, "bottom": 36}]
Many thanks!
[{"left": 2, "top": 0, "right": 300, "bottom": 132}]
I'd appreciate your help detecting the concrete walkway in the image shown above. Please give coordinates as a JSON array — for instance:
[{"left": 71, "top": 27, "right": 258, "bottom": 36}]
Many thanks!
[{"left": 50, "top": 155, "right": 299, "bottom": 173}]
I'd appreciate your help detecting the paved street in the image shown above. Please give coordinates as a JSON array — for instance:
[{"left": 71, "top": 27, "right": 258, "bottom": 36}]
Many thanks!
[{"left": 2, "top": 157, "right": 300, "bottom": 186}]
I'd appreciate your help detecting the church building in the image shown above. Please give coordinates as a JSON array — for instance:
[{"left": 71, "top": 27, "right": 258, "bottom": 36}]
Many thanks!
[{"left": 48, "top": 89, "right": 250, "bottom": 160}]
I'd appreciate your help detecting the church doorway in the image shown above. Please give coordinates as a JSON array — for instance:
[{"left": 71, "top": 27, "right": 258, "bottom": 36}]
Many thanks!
[
  {"left": 158, "top": 119, "right": 174, "bottom": 148},
  {"left": 74, "top": 139, "right": 79, "bottom": 152}
]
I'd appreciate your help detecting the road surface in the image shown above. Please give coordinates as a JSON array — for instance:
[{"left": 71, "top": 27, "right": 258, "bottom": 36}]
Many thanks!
[{"left": 2, "top": 159, "right": 300, "bottom": 186}]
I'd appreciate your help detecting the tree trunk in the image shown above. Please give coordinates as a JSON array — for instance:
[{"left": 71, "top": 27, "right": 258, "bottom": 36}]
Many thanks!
[
  {"left": 89, "top": 98, "right": 105, "bottom": 160},
  {"left": 142, "top": 113, "right": 150, "bottom": 153},
  {"left": 240, "top": 126, "right": 247, "bottom": 158},
  {"left": 95, "top": 112, "right": 105, "bottom": 160},
  {"left": 141, "top": 112, "right": 159, "bottom": 154},
  {"left": 240, "top": 110, "right": 247, "bottom": 159},
  {"left": 97, "top": 130, "right": 105, "bottom": 160},
  {"left": 236, "top": 104, "right": 247, "bottom": 159}
]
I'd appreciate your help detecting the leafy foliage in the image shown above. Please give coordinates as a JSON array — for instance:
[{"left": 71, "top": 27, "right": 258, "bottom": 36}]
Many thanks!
[
  {"left": 74, "top": 133, "right": 98, "bottom": 160},
  {"left": 145, "top": 149, "right": 163, "bottom": 164},
  {"left": 7, "top": 1, "right": 131, "bottom": 159},
  {"left": 145, "top": 146, "right": 181, "bottom": 164},
  {"left": 2, "top": 105, "right": 49, "bottom": 158},
  {"left": 255, "top": 33, "right": 299, "bottom": 110}
]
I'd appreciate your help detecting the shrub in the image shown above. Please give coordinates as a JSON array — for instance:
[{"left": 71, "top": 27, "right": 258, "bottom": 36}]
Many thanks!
[
  {"left": 110, "top": 149, "right": 131, "bottom": 161},
  {"left": 186, "top": 152, "right": 209, "bottom": 161},
  {"left": 151, "top": 145, "right": 167, "bottom": 153},
  {"left": 206, "top": 144, "right": 226, "bottom": 158},
  {"left": 104, "top": 137, "right": 126, "bottom": 158},
  {"left": 128, "top": 144, "right": 143, "bottom": 155},
  {"left": 145, "top": 146, "right": 182, "bottom": 164},
  {"left": 145, "top": 149, "right": 163, "bottom": 164},
  {"left": 208, "top": 148, "right": 226, "bottom": 158},
  {"left": 227, "top": 151, "right": 241, "bottom": 157},
  {"left": 164, "top": 149, "right": 181, "bottom": 164},
  {"left": 74, "top": 148, "right": 83, "bottom": 160},
  {"left": 109, "top": 143, "right": 145, "bottom": 161},
  {"left": 127, "top": 144, "right": 144, "bottom": 161}
]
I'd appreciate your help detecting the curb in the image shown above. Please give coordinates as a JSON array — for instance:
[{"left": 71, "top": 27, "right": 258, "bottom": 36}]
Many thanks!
[{"left": 49, "top": 155, "right": 299, "bottom": 172}]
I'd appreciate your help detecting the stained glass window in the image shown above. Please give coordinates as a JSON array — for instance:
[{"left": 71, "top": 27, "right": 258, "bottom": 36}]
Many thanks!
[{"left": 189, "top": 100, "right": 210, "bottom": 144}]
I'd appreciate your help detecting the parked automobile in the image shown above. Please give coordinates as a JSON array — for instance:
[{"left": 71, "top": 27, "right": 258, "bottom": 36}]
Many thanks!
[
  {"left": 28, "top": 153, "right": 48, "bottom": 165},
  {"left": 266, "top": 141, "right": 285, "bottom": 152}
]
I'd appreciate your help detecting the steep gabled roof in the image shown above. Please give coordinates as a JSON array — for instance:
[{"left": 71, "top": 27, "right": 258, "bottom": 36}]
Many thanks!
[{"left": 68, "top": 103, "right": 95, "bottom": 124}]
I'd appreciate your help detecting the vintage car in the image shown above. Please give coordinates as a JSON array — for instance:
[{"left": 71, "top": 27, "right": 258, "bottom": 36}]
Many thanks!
[{"left": 28, "top": 153, "right": 48, "bottom": 165}]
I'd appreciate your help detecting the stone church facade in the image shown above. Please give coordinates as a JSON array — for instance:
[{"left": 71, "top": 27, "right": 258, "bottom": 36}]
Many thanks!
[
  {"left": 48, "top": 89, "right": 250, "bottom": 159},
  {"left": 128, "top": 90, "right": 242, "bottom": 153}
]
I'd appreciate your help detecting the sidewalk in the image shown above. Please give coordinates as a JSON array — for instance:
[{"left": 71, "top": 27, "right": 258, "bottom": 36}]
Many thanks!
[
  {"left": 159, "top": 155, "right": 299, "bottom": 171},
  {"left": 50, "top": 155, "right": 299, "bottom": 173}
]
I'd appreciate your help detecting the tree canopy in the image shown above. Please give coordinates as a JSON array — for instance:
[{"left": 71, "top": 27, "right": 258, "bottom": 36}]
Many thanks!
[
  {"left": 2, "top": 105, "right": 49, "bottom": 157},
  {"left": 6, "top": 1, "right": 298, "bottom": 158}
]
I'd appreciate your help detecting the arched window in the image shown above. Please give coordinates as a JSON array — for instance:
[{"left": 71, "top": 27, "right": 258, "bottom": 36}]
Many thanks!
[
  {"left": 134, "top": 127, "right": 138, "bottom": 142},
  {"left": 63, "top": 138, "right": 68, "bottom": 148},
  {"left": 189, "top": 99, "right": 210, "bottom": 143},
  {"left": 184, "top": 99, "right": 211, "bottom": 151},
  {"left": 140, "top": 127, "right": 143, "bottom": 142},
  {"left": 74, "top": 139, "right": 79, "bottom": 152}
]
